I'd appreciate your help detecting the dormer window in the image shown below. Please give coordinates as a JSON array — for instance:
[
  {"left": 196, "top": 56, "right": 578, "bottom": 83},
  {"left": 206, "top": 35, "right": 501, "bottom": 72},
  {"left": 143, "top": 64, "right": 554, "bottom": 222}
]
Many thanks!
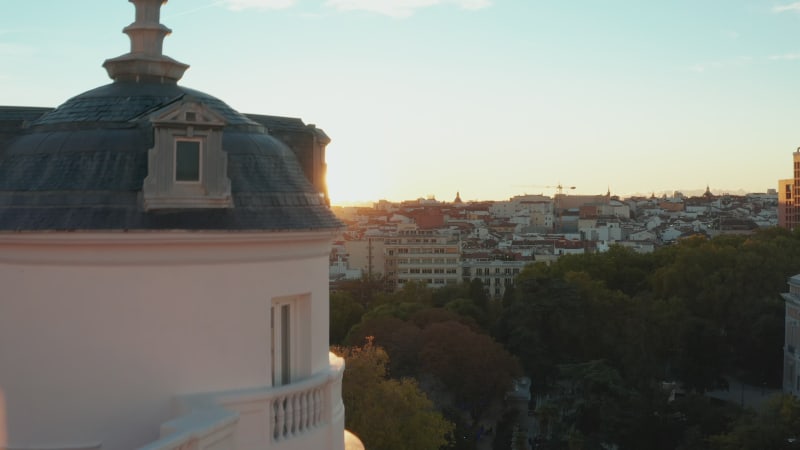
[
  {"left": 175, "top": 139, "right": 201, "bottom": 182},
  {"left": 142, "top": 97, "right": 232, "bottom": 210}
]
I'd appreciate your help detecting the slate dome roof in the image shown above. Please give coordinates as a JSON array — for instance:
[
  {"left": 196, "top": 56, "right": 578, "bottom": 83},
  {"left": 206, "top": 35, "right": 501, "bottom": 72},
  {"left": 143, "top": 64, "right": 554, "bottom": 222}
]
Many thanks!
[{"left": 0, "top": 1, "right": 341, "bottom": 232}]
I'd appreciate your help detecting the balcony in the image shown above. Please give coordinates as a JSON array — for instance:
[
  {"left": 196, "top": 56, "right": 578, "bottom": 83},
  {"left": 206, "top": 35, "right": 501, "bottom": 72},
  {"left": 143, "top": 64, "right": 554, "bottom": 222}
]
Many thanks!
[
  {"left": 140, "top": 353, "right": 355, "bottom": 450},
  {"left": 139, "top": 409, "right": 238, "bottom": 450}
]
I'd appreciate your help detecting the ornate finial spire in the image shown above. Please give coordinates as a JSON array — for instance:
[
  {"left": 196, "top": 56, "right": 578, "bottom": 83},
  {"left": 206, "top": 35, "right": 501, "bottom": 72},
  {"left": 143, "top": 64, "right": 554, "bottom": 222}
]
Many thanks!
[{"left": 103, "top": 0, "right": 189, "bottom": 83}]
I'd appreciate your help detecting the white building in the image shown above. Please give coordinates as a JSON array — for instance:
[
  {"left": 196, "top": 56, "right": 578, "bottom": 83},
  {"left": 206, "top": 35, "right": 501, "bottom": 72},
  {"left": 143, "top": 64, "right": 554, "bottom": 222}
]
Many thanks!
[
  {"left": 461, "top": 259, "right": 527, "bottom": 299},
  {"left": 578, "top": 219, "right": 622, "bottom": 242},
  {"left": 0, "top": 2, "right": 361, "bottom": 450},
  {"left": 783, "top": 274, "right": 800, "bottom": 396}
]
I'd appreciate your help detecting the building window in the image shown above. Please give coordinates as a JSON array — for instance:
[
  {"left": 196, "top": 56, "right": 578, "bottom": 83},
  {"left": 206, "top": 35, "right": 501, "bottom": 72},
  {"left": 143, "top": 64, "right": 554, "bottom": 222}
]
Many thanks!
[
  {"left": 271, "top": 300, "right": 293, "bottom": 386},
  {"left": 175, "top": 140, "right": 201, "bottom": 182},
  {"left": 270, "top": 294, "right": 311, "bottom": 387}
]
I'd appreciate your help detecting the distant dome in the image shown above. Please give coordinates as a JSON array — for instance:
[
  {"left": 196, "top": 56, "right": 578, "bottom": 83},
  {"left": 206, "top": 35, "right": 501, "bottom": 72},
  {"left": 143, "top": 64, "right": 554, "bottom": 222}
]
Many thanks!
[{"left": 0, "top": 0, "right": 340, "bottom": 232}]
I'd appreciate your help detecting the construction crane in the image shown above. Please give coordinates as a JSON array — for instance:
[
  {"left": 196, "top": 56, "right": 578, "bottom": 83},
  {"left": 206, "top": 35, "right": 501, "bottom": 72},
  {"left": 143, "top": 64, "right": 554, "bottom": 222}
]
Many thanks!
[
  {"left": 551, "top": 184, "right": 575, "bottom": 233},
  {"left": 552, "top": 184, "right": 576, "bottom": 196},
  {"left": 511, "top": 184, "right": 576, "bottom": 232},
  {"left": 511, "top": 183, "right": 576, "bottom": 196}
]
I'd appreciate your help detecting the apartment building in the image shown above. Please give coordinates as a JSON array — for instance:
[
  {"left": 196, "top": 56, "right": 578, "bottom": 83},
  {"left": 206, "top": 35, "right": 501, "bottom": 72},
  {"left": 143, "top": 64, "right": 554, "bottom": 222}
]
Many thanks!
[
  {"left": 344, "top": 236, "right": 387, "bottom": 279},
  {"left": 385, "top": 228, "right": 461, "bottom": 289},
  {"left": 462, "top": 258, "right": 527, "bottom": 299},
  {"left": 778, "top": 149, "right": 800, "bottom": 231}
]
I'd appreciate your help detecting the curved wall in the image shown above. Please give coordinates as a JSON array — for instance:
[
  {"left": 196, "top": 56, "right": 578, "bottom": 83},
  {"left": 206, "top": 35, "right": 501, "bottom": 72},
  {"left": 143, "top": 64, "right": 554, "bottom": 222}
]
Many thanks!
[{"left": 0, "top": 230, "right": 335, "bottom": 450}]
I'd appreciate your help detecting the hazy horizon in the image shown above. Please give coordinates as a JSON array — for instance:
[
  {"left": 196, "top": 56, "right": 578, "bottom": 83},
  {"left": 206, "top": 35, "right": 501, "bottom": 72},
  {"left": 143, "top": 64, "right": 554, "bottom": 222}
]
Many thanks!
[{"left": 330, "top": 185, "right": 771, "bottom": 206}]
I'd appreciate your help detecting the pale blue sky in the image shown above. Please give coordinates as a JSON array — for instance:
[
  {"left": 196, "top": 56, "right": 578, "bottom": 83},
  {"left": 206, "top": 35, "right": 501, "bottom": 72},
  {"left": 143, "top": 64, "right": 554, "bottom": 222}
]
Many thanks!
[{"left": 2, "top": 0, "right": 800, "bottom": 203}]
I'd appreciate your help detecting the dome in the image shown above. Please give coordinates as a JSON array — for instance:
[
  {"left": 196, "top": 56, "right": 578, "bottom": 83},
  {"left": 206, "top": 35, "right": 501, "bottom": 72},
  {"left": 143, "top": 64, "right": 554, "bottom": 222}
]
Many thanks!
[{"left": 0, "top": 0, "right": 340, "bottom": 232}]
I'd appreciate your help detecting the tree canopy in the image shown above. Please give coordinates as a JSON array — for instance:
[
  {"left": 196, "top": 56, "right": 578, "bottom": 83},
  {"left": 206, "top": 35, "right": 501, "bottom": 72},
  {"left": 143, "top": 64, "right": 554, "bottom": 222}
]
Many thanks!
[
  {"left": 334, "top": 339, "right": 454, "bottom": 450},
  {"left": 331, "top": 228, "right": 800, "bottom": 449}
]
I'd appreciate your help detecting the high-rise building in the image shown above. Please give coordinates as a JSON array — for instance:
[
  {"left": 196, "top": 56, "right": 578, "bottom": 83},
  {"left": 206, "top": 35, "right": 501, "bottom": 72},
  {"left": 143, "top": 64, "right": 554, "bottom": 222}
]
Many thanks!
[
  {"left": 0, "top": 1, "right": 362, "bottom": 449},
  {"left": 778, "top": 149, "right": 800, "bottom": 231}
]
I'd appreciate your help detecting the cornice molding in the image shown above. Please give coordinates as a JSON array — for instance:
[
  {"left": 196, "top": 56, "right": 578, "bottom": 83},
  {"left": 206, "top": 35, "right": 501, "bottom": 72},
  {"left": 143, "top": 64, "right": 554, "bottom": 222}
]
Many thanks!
[{"left": 0, "top": 230, "right": 338, "bottom": 266}]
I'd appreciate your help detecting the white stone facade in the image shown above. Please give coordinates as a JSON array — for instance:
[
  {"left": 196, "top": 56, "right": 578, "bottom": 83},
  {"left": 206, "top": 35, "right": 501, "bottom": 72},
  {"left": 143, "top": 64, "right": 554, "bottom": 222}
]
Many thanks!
[{"left": 0, "top": 230, "right": 346, "bottom": 450}]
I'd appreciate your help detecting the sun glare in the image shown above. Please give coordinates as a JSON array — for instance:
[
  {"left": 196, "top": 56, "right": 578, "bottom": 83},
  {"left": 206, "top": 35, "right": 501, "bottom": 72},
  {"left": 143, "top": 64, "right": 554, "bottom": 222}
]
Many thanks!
[{"left": 326, "top": 169, "right": 383, "bottom": 206}]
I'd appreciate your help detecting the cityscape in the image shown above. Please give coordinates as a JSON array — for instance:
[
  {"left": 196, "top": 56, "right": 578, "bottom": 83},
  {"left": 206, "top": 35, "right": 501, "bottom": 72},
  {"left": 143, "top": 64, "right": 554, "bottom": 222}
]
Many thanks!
[{"left": 330, "top": 184, "right": 782, "bottom": 297}]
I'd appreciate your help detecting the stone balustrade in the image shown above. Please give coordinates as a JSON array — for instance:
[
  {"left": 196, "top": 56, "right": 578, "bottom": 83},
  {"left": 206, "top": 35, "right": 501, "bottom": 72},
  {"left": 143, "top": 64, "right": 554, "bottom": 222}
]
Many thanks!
[
  {"left": 138, "top": 409, "right": 238, "bottom": 450},
  {"left": 140, "top": 353, "right": 346, "bottom": 450}
]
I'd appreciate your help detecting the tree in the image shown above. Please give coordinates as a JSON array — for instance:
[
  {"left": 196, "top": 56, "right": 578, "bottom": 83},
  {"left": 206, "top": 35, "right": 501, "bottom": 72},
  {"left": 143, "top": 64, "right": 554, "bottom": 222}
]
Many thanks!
[
  {"left": 673, "top": 317, "right": 729, "bottom": 393},
  {"left": 332, "top": 274, "right": 389, "bottom": 308},
  {"left": 329, "top": 291, "right": 364, "bottom": 345},
  {"left": 409, "top": 307, "right": 481, "bottom": 332},
  {"left": 710, "top": 394, "right": 800, "bottom": 450},
  {"left": 469, "top": 278, "right": 489, "bottom": 311},
  {"left": 445, "top": 298, "right": 487, "bottom": 328},
  {"left": 344, "top": 316, "right": 422, "bottom": 378},
  {"left": 541, "top": 360, "right": 637, "bottom": 449},
  {"left": 419, "top": 321, "right": 522, "bottom": 424},
  {"left": 494, "top": 272, "right": 591, "bottom": 389},
  {"left": 335, "top": 339, "right": 454, "bottom": 450}
]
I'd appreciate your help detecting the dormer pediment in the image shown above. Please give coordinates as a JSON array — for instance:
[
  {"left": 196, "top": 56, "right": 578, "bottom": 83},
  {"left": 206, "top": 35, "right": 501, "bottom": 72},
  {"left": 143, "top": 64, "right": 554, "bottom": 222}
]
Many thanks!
[{"left": 151, "top": 97, "right": 227, "bottom": 128}]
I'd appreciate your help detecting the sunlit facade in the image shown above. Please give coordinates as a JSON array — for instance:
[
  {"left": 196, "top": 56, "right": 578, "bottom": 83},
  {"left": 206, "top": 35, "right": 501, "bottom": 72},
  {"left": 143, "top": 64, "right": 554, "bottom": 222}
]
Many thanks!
[{"left": 778, "top": 149, "right": 800, "bottom": 231}]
